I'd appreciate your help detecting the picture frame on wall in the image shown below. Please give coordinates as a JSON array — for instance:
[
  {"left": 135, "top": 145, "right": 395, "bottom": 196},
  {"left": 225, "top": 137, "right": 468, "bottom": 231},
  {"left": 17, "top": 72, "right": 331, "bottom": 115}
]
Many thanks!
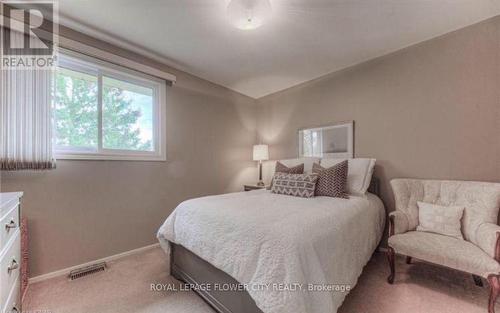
[{"left": 298, "top": 121, "right": 354, "bottom": 159}]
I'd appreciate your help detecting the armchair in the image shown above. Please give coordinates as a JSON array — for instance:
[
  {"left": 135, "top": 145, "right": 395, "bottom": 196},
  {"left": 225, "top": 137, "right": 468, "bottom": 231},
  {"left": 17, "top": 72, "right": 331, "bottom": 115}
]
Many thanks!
[{"left": 387, "top": 179, "right": 500, "bottom": 313}]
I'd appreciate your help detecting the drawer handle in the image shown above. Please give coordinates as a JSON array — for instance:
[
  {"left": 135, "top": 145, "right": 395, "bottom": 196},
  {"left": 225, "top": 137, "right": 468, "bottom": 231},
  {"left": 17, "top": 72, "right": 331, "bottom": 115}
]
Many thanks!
[
  {"left": 5, "top": 220, "right": 17, "bottom": 230},
  {"left": 7, "top": 259, "right": 18, "bottom": 273}
]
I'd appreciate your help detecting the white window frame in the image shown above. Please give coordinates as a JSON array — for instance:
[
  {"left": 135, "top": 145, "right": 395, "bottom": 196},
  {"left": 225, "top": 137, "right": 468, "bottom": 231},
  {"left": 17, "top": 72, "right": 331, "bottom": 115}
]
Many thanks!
[{"left": 54, "top": 49, "right": 167, "bottom": 161}]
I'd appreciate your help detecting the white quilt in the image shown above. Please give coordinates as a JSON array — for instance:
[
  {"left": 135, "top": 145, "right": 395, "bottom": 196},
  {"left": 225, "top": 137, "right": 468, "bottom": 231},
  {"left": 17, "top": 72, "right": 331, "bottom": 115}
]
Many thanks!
[{"left": 157, "top": 190, "right": 385, "bottom": 313}]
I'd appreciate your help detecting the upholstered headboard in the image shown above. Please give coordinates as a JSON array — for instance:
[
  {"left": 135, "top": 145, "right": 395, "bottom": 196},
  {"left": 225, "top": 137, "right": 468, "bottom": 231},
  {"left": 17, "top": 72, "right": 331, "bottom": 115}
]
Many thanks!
[{"left": 368, "top": 176, "right": 381, "bottom": 197}]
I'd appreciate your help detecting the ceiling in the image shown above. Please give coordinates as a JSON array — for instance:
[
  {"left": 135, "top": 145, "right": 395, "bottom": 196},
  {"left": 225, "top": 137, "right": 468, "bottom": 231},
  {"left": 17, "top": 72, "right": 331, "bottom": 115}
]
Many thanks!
[{"left": 58, "top": 0, "right": 500, "bottom": 99}]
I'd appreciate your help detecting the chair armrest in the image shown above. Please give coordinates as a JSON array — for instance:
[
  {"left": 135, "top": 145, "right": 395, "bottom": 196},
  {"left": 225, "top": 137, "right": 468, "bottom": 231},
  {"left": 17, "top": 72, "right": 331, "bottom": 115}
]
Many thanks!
[
  {"left": 388, "top": 211, "right": 410, "bottom": 237},
  {"left": 476, "top": 223, "right": 500, "bottom": 261}
]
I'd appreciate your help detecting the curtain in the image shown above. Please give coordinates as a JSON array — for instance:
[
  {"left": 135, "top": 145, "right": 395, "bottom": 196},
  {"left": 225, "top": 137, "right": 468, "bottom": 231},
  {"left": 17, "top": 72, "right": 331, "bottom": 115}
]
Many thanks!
[{"left": 0, "top": 29, "right": 55, "bottom": 170}]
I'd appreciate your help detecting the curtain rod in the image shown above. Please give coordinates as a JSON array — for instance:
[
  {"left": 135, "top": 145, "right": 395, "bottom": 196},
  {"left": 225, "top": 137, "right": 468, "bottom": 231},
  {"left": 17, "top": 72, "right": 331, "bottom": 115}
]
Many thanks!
[{"left": 0, "top": 14, "right": 177, "bottom": 84}]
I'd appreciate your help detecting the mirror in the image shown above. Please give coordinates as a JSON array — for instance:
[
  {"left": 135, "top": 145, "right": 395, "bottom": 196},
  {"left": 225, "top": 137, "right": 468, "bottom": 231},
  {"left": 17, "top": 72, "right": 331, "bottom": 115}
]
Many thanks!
[{"left": 298, "top": 121, "right": 354, "bottom": 158}]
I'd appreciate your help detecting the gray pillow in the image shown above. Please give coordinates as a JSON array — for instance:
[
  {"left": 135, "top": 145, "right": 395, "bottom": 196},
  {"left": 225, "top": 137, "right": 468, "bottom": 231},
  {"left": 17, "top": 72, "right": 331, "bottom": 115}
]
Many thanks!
[
  {"left": 275, "top": 161, "right": 304, "bottom": 174},
  {"left": 270, "top": 161, "right": 305, "bottom": 188},
  {"left": 312, "top": 161, "right": 348, "bottom": 198},
  {"left": 271, "top": 173, "right": 318, "bottom": 198}
]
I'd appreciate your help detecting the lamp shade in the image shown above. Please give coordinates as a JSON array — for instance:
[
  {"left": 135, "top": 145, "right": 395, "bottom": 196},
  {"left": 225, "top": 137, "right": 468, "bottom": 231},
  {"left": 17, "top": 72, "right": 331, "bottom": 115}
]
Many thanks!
[{"left": 253, "top": 144, "right": 269, "bottom": 161}]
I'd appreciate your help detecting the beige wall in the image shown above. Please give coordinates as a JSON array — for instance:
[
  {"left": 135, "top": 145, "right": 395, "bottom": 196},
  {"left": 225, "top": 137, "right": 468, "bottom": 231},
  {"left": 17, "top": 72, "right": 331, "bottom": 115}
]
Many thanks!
[
  {"left": 2, "top": 16, "right": 500, "bottom": 277},
  {"left": 256, "top": 16, "right": 500, "bottom": 227},
  {"left": 0, "top": 27, "right": 258, "bottom": 277}
]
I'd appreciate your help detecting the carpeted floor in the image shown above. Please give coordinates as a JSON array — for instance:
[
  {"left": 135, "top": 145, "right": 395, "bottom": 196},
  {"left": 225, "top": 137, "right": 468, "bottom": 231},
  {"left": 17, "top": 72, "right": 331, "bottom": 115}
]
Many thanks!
[{"left": 24, "top": 247, "right": 497, "bottom": 313}]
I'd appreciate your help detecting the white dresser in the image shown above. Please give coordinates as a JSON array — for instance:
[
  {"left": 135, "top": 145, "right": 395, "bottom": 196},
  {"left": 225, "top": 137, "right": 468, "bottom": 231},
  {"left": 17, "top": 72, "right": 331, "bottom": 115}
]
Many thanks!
[{"left": 0, "top": 192, "right": 23, "bottom": 313}]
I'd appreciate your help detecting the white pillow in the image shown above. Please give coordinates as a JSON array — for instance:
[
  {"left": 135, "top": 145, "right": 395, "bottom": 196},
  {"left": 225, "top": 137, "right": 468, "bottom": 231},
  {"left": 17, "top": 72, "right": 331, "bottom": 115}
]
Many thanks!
[
  {"left": 416, "top": 201, "right": 464, "bottom": 239},
  {"left": 319, "top": 158, "right": 375, "bottom": 195}
]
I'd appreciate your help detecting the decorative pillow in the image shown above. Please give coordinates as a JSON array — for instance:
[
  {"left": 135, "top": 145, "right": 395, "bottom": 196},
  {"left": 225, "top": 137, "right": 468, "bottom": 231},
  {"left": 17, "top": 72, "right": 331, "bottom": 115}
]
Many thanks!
[
  {"left": 416, "top": 201, "right": 465, "bottom": 239},
  {"left": 262, "top": 158, "right": 319, "bottom": 185},
  {"left": 275, "top": 161, "right": 304, "bottom": 174},
  {"left": 270, "top": 161, "right": 305, "bottom": 188},
  {"left": 320, "top": 158, "right": 376, "bottom": 195},
  {"left": 279, "top": 157, "right": 320, "bottom": 173},
  {"left": 312, "top": 161, "right": 348, "bottom": 198},
  {"left": 271, "top": 173, "right": 318, "bottom": 198}
]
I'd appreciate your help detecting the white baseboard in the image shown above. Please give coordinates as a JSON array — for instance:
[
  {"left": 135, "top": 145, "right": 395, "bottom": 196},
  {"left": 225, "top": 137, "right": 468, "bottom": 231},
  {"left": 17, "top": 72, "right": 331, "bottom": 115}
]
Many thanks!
[{"left": 28, "top": 243, "right": 160, "bottom": 284}]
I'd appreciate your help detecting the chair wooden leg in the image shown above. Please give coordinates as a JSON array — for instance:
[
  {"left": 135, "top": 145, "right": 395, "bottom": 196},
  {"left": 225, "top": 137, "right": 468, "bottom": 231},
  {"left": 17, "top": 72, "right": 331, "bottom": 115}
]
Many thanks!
[
  {"left": 387, "top": 247, "right": 395, "bottom": 284},
  {"left": 473, "top": 275, "right": 484, "bottom": 287},
  {"left": 406, "top": 256, "right": 412, "bottom": 264},
  {"left": 488, "top": 275, "right": 500, "bottom": 313}
]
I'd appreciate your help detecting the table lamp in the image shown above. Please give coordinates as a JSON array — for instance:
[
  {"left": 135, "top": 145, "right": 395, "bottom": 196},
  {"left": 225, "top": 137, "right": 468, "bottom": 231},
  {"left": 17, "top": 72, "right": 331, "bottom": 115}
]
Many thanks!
[{"left": 253, "top": 144, "right": 269, "bottom": 186}]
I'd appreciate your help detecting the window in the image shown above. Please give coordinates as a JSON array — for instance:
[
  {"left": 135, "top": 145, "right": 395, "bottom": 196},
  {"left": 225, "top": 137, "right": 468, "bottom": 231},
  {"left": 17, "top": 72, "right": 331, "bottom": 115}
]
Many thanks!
[
  {"left": 300, "top": 129, "right": 323, "bottom": 157},
  {"left": 54, "top": 50, "right": 166, "bottom": 161}
]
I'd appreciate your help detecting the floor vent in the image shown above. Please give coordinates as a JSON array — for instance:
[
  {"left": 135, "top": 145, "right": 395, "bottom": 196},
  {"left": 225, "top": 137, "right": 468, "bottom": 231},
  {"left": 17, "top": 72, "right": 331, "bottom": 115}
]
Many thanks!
[{"left": 69, "top": 262, "right": 107, "bottom": 280}]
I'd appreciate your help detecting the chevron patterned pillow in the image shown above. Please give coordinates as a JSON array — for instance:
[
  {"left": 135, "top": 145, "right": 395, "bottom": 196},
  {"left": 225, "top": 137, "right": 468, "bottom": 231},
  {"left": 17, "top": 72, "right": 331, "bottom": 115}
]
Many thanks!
[
  {"left": 271, "top": 173, "right": 318, "bottom": 198},
  {"left": 270, "top": 161, "right": 305, "bottom": 188},
  {"left": 312, "top": 161, "right": 349, "bottom": 198}
]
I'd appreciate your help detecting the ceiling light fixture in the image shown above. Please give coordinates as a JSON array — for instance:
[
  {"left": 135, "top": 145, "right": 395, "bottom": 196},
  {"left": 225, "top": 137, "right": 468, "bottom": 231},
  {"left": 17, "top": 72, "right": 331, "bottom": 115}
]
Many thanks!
[{"left": 227, "top": 0, "right": 272, "bottom": 30}]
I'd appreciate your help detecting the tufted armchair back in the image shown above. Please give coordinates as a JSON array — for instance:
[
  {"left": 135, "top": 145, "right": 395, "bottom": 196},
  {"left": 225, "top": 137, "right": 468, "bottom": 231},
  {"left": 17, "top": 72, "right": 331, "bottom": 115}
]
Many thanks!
[{"left": 391, "top": 179, "right": 500, "bottom": 246}]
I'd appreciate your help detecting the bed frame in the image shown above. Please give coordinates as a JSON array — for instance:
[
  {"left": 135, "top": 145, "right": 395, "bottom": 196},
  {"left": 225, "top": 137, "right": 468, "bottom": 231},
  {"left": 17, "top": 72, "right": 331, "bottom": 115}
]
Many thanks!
[
  {"left": 171, "top": 243, "right": 263, "bottom": 313},
  {"left": 170, "top": 177, "right": 381, "bottom": 313}
]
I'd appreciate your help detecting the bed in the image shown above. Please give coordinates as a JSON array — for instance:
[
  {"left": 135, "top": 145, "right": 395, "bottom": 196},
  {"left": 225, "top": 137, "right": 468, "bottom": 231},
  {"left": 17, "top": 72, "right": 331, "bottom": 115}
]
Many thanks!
[{"left": 157, "top": 177, "right": 384, "bottom": 313}]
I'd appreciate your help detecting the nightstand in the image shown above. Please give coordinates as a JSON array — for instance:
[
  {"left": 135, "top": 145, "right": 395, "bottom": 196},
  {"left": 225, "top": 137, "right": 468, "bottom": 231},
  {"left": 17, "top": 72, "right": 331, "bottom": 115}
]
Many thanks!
[{"left": 244, "top": 185, "right": 268, "bottom": 191}]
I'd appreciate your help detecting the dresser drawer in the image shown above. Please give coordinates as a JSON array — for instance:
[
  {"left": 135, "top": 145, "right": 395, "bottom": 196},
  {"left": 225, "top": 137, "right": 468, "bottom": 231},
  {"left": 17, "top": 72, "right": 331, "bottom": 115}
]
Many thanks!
[
  {"left": 0, "top": 232, "right": 21, "bottom": 308},
  {"left": 2, "top": 276, "right": 20, "bottom": 313},
  {"left": 0, "top": 204, "right": 19, "bottom": 252},
  {"left": 0, "top": 194, "right": 19, "bottom": 219}
]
